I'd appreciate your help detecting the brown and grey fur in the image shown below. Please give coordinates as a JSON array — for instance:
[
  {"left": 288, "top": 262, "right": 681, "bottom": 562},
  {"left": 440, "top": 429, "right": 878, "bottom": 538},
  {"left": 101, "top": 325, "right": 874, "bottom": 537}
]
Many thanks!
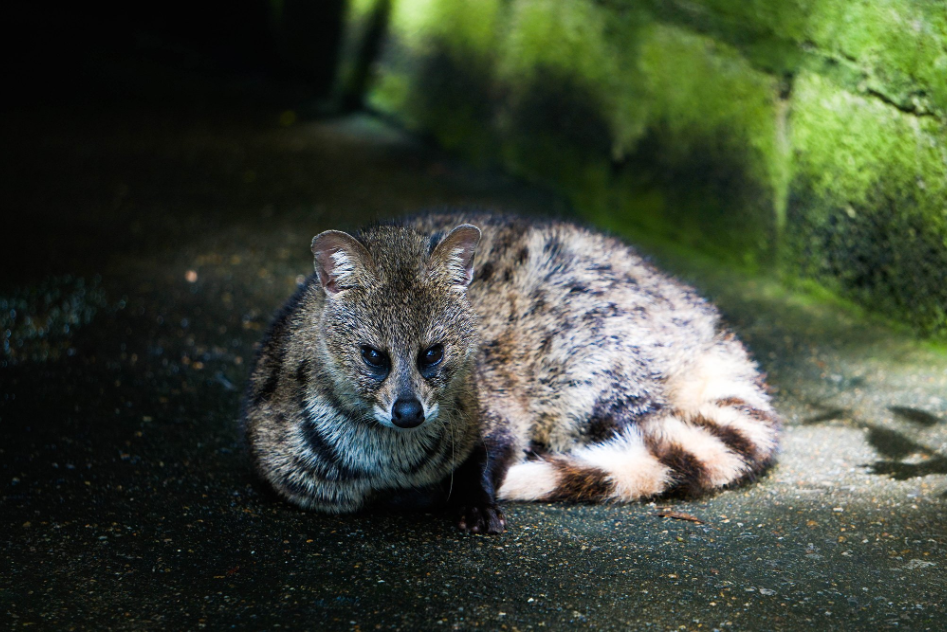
[{"left": 243, "top": 212, "right": 780, "bottom": 534}]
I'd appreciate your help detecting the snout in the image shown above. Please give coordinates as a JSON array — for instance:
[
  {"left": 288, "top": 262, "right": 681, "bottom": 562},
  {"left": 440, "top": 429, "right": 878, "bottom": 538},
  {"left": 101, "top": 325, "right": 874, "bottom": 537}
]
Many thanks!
[{"left": 391, "top": 397, "right": 425, "bottom": 429}]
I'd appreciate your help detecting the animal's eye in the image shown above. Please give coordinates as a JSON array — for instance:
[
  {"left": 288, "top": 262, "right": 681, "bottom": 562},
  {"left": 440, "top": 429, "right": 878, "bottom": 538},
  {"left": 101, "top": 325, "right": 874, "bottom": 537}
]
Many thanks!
[
  {"left": 360, "top": 346, "right": 389, "bottom": 370},
  {"left": 419, "top": 344, "right": 444, "bottom": 369}
]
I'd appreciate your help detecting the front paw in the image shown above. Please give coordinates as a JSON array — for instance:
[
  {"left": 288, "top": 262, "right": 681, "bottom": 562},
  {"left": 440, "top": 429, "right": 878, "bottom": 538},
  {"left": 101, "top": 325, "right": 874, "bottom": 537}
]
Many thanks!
[{"left": 457, "top": 504, "right": 506, "bottom": 535}]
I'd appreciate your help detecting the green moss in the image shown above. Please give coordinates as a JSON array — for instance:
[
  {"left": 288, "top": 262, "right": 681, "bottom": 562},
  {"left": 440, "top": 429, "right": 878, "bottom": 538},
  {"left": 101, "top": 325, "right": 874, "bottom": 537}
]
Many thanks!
[
  {"left": 490, "top": 3, "right": 638, "bottom": 217},
  {"left": 492, "top": 11, "right": 788, "bottom": 265},
  {"left": 641, "top": 25, "right": 786, "bottom": 198},
  {"left": 497, "top": 0, "right": 647, "bottom": 153},
  {"left": 344, "top": 0, "right": 382, "bottom": 21},
  {"left": 792, "top": 73, "right": 947, "bottom": 213},
  {"left": 634, "top": 0, "right": 947, "bottom": 117},
  {"left": 805, "top": 0, "right": 947, "bottom": 116},
  {"left": 639, "top": 0, "right": 810, "bottom": 73},
  {"left": 367, "top": 0, "right": 504, "bottom": 160},
  {"left": 496, "top": 69, "right": 614, "bottom": 204},
  {"left": 605, "top": 24, "right": 786, "bottom": 267},
  {"left": 386, "top": 0, "right": 502, "bottom": 55},
  {"left": 788, "top": 72, "right": 947, "bottom": 335}
]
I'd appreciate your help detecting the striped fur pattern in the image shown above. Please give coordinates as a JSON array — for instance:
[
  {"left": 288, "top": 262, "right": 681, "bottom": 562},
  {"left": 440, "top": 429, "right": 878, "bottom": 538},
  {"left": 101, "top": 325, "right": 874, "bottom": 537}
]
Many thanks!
[{"left": 243, "top": 212, "right": 780, "bottom": 533}]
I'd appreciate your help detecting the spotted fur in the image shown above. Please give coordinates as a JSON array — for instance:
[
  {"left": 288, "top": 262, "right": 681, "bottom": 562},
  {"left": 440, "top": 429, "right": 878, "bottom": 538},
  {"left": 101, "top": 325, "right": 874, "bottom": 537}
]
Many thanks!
[{"left": 242, "top": 212, "right": 780, "bottom": 534}]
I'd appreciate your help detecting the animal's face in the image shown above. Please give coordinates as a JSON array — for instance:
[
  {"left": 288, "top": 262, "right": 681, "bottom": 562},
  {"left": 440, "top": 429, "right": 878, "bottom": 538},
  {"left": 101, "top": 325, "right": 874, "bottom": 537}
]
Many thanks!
[
  {"left": 312, "top": 224, "right": 481, "bottom": 430},
  {"left": 321, "top": 281, "right": 476, "bottom": 428}
]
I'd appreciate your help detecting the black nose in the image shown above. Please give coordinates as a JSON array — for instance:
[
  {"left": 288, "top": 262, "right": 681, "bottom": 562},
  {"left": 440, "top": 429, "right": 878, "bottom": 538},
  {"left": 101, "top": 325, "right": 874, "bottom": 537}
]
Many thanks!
[{"left": 391, "top": 398, "right": 425, "bottom": 428}]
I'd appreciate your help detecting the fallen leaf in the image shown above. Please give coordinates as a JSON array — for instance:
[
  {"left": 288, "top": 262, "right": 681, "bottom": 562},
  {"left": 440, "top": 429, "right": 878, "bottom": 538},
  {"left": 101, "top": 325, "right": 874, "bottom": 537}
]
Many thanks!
[{"left": 655, "top": 510, "right": 706, "bottom": 524}]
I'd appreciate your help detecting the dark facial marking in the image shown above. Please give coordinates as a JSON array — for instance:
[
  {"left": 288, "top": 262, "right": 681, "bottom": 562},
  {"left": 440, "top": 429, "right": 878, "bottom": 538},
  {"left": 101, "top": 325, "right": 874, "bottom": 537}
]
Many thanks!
[{"left": 298, "top": 395, "right": 362, "bottom": 482}]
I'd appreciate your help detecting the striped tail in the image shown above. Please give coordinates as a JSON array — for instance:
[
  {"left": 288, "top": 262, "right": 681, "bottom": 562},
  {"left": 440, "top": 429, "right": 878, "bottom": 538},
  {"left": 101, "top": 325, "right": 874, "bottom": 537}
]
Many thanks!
[{"left": 498, "top": 340, "right": 780, "bottom": 503}]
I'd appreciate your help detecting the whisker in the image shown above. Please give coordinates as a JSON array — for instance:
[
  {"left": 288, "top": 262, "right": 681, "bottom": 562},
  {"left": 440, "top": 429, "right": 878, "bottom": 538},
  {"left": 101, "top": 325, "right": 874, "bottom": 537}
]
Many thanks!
[{"left": 446, "top": 415, "right": 456, "bottom": 501}]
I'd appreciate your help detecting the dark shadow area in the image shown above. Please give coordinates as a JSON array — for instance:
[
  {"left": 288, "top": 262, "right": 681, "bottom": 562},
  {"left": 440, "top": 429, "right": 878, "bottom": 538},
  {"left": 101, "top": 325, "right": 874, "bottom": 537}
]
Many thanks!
[
  {"left": 507, "top": 67, "right": 614, "bottom": 158},
  {"left": 889, "top": 405, "right": 942, "bottom": 427},
  {"left": 615, "top": 125, "right": 775, "bottom": 264},
  {"left": 865, "top": 424, "right": 928, "bottom": 460},
  {"left": 802, "top": 407, "right": 850, "bottom": 425},
  {"left": 7, "top": 1, "right": 347, "bottom": 106},
  {"left": 869, "top": 456, "right": 947, "bottom": 480},
  {"left": 799, "top": 399, "right": 947, "bottom": 481},
  {"left": 2, "top": 2, "right": 356, "bottom": 289},
  {"left": 10, "top": 3, "right": 268, "bottom": 101},
  {"left": 272, "top": 0, "right": 347, "bottom": 98}
]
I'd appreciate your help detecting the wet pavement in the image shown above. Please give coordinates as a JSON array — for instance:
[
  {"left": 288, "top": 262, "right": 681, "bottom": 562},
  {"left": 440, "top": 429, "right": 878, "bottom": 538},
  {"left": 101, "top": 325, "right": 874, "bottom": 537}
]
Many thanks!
[{"left": 2, "top": 50, "right": 946, "bottom": 631}]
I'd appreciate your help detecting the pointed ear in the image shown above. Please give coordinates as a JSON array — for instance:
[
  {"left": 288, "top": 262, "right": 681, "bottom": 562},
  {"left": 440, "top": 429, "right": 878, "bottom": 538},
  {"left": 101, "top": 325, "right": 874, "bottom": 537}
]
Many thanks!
[
  {"left": 310, "top": 230, "right": 374, "bottom": 295},
  {"left": 429, "top": 224, "right": 482, "bottom": 288}
]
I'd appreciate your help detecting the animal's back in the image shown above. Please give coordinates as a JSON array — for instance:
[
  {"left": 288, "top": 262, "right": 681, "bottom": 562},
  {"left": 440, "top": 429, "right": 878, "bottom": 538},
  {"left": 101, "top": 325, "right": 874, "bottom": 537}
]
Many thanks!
[{"left": 402, "top": 212, "right": 779, "bottom": 502}]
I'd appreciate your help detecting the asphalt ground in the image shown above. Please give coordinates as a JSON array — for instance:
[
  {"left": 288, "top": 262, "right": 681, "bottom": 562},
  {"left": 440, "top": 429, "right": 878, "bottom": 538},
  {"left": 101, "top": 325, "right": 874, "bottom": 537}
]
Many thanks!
[{"left": 2, "top": 46, "right": 945, "bottom": 631}]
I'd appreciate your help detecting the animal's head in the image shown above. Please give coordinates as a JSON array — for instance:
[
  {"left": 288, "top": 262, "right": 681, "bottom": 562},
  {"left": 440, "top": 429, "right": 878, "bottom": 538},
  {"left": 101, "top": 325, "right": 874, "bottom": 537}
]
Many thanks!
[{"left": 310, "top": 223, "right": 481, "bottom": 430}]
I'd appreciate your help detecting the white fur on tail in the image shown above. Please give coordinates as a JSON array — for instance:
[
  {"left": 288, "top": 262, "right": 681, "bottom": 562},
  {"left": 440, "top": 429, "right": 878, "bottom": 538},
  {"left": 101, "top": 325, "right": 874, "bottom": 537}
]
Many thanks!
[{"left": 498, "top": 341, "right": 779, "bottom": 503}]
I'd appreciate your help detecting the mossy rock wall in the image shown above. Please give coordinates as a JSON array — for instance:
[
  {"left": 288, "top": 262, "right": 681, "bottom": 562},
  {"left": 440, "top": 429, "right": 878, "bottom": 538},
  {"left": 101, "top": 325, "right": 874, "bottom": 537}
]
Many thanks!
[{"left": 324, "top": 0, "right": 947, "bottom": 337}]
